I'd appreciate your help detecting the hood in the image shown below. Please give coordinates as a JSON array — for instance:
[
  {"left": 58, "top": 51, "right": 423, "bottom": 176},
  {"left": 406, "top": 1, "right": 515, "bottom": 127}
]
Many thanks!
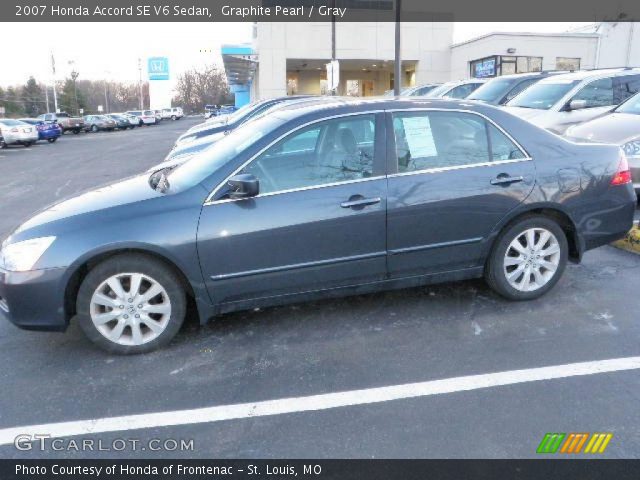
[
  {"left": 14, "top": 175, "right": 163, "bottom": 235},
  {"left": 501, "top": 106, "right": 549, "bottom": 125},
  {"left": 565, "top": 113, "right": 640, "bottom": 145}
]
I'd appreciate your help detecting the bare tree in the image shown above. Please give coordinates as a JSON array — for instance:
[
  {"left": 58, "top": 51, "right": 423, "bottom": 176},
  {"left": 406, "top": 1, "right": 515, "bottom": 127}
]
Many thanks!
[{"left": 173, "top": 65, "right": 233, "bottom": 114}]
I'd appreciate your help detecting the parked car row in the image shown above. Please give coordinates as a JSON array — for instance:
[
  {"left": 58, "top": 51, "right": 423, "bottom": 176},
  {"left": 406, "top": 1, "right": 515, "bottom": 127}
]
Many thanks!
[{"left": 0, "top": 107, "right": 183, "bottom": 149}]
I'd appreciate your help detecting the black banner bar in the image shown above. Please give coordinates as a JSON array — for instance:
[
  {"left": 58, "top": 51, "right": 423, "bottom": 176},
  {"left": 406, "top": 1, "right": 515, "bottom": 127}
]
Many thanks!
[
  {"left": 2, "top": 459, "right": 640, "bottom": 480},
  {"left": 3, "top": 0, "right": 640, "bottom": 22}
]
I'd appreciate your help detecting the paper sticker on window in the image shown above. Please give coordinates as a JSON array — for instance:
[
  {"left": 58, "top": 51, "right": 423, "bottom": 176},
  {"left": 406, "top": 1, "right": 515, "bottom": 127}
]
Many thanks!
[{"left": 402, "top": 116, "right": 438, "bottom": 158}]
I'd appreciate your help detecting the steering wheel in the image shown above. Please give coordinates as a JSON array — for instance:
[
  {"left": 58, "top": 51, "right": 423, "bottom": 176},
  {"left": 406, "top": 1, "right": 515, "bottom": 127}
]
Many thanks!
[{"left": 253, "top": 160, "right": 279, "bottom": 192}]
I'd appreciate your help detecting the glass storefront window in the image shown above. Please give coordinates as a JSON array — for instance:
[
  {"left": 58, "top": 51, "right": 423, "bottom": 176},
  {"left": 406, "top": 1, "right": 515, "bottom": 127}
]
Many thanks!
[{"left": 556, "top": 57, "right": 581, "bottom": 70}]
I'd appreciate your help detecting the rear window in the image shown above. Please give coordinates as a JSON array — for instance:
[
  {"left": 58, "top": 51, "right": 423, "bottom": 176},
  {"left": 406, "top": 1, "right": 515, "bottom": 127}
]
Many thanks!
[
  {"left": 56, "top": 113, "right": 70, "bottom": 118},
  {"left": 144, "top": 110, "right": 153, "bottom": 115},
  {"left": 0, "top": 120, "right": 23, "bottom": 126}
]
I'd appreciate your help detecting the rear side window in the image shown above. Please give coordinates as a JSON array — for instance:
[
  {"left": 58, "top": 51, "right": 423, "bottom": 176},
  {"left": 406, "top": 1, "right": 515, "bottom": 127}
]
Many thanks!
[
  {"left": 571, "top": 77, "right": 614, "bottom": 108},
  {"left": 392, "top": 111, "right": 524, "bottom": 173}
]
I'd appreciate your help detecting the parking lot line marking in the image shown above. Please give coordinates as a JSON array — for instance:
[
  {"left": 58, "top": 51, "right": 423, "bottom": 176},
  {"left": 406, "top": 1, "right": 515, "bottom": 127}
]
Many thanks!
[{"left": 1, "top": 355, "right": 639, "bottom": 445}]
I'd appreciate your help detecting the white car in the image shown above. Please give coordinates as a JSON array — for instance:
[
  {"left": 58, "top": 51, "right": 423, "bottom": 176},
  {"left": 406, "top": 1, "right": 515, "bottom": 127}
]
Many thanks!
[
  {"left": 0, "top": 119, "right": 39, "bottom": 147},
  {"left": 126, "top": 110, "right": 157, "bottom": 125},
  {"left": 161, "top": 107, "right": 184, "bottom": 120},
  {"left": 502, "top": 68, "right": 640, "bottom": 135}
]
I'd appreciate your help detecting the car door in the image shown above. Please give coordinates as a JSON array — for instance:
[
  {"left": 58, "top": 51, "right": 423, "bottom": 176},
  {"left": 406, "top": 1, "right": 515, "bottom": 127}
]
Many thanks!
[
  {"left": 386, "top": 109, "right": 535, "bottom": 277},
  {"left": 197, "top": 112, "right": 388, "bottom": 306}
]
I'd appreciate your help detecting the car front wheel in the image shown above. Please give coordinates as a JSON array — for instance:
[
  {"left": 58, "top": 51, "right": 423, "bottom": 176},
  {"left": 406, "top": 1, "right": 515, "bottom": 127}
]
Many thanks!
[
  {"left": 77, "top": 254, "right": 186, "bottom": 354},
  {"left": 485, "top": 216, "right": 568, "bottom": 301}
]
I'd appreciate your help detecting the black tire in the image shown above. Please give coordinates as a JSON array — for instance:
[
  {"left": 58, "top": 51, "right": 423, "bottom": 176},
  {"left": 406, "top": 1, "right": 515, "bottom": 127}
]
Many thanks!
[
  {"left": 171, "top": 115, "right": 176, "bottom": 121},
  {"left": 23, "top": 142, "right": 32, "bottom": 147},
  {"left": 73, "top": 129, "right": 80, "bottom": 134},
  {"left": 485, "top": 215, "right": 568, "bottom": 301},
  {"left": 0, "top": 140, "right": 6, "bottom": 149},
  {"left": 48, "top": 137, "right": 57, "bottom": 143},
  {"left": 91, "top": 125, "right": 99, "bottom": 133},
  {"left": 76, "top": 254, "right": 187, "bottom": 354}
]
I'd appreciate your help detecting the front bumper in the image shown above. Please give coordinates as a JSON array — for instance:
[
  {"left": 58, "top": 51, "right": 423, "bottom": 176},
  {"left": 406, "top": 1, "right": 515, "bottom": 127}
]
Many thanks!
[{"left": 0, "top": 266, "right": 69, "bottom": 331}]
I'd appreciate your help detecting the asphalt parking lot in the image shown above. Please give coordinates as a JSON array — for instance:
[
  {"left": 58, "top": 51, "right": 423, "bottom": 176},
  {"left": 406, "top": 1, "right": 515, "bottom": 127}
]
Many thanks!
[{"left": 1, "top": 117, "right": 640, "bottom": 459}]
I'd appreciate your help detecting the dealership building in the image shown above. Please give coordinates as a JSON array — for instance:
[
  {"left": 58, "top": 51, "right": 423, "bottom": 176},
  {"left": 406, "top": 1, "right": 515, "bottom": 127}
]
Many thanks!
[{"left": 222, "top": 22, "right": 640, "bottom": 106}]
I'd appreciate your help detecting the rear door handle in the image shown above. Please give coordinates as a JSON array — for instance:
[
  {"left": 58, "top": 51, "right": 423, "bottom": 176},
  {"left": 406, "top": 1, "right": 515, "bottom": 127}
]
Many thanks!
[
  {"left": 340, "top": 197, "right": 382, "bottom": 209},
  {"left": 491, "top": 175, "right": 524, "bottom": 186}
]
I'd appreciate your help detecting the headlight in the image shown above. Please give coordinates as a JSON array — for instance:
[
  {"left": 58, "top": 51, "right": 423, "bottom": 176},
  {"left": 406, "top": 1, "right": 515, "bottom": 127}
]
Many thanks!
[
  {"left": 622, "top": 140, "right": 640, "bottom": 157},
  {"left": 0, "top": 236, "right": 56, "bottom": 272}
]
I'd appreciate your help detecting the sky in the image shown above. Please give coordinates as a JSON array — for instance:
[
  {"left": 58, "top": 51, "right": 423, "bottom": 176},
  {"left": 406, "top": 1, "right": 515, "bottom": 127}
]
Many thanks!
[{"left": 0, "top": 22, "right": 592, "bottom": 87}]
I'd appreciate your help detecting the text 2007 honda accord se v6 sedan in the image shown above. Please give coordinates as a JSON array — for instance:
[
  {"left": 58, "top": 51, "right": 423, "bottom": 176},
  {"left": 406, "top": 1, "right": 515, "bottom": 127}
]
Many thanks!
[{"left": 0, "top": 98, "right": 636, "bottom": 354}]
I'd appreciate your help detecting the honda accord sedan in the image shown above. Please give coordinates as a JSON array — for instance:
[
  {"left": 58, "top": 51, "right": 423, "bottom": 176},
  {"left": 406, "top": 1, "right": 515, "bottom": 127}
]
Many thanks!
[{"left": 0, "top": 98, "right": 635, "bottom": 354}]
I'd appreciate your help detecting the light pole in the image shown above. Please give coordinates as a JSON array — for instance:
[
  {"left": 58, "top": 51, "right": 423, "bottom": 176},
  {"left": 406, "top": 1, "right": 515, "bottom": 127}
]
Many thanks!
[
  {"left": 103, "top": 70, "right": 111, "bottom": 114},
  {"left": 70, "top": 69, "right": 79, "bottom": 116},
  {"left": 51, "top": 52, "right": 58, "bottom": 113},
  {"left": 138, "top": 58, "right": 144, "bottom": 110},
  {"left": 394, "top": 0, "right": 402, "bottom": 96}
]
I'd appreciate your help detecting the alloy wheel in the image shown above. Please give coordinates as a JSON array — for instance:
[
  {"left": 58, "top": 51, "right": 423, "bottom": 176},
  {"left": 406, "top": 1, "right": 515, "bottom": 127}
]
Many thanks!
[
  {"left": 89, "top": 273, "right": 172, "bottom": 346},
  {"left": 503, "top": 228, "right": 561, "bottom": 292}
]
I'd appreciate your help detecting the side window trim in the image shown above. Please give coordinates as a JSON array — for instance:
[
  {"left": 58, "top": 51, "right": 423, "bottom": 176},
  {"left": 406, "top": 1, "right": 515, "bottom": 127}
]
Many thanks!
[
  {"left": 384, "top": 108, "right": 531, "bottom": 176},
  {"left": 205, "top": 111, "right": 386, "bottom": 205}
]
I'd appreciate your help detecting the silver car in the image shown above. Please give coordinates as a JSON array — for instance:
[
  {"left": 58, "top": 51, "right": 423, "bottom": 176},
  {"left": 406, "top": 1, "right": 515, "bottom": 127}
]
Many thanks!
[
  {"left": 0, "top": 119, "right": 39, "bottom": 147},
  {"left": 503, "top": 68, "right": 640, "bottom": 135}
]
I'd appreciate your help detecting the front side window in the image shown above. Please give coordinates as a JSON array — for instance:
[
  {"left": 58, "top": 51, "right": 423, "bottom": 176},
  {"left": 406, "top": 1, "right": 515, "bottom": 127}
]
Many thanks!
[
  {"left": 392, "top": 111, "right": 524, "bottom": 173},
  {"left": 242, "top": 115, "right": 376, "bottom": 195},
  {"left": 571, "top": 77, "right": 614, "bottom": 108}
]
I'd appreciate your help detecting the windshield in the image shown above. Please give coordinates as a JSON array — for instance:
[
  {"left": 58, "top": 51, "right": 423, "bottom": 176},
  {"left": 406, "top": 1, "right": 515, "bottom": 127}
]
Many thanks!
[
  {"left": 424, "top": 83, "right": 455, "bottom": 98},
  {"left": 468, "top": 79, "right": 517, "bottom": 102},
  {"left": 508, "top": 80, "right": 579, "bottom": 110},
  {"left": 616, "top": 92, "right": 640, "bottom": 114},
  {"left": 165, "top": 114, "right": 287, "bottom": 192},
  {"left": 223, "top": 102, "right": 259, "bottom": 124},
  {"left": 0, "top": 119, "right": 24, "bottom": 126}
]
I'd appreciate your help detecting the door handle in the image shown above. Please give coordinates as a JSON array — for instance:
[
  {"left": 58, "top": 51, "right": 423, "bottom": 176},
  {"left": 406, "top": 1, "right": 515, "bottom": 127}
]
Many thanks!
[
  {"left": 340, "top": 197, "right": 382, "bottom": 209},
  {"left": 490, "top": 175, "right": 524, "bottom": 186}
]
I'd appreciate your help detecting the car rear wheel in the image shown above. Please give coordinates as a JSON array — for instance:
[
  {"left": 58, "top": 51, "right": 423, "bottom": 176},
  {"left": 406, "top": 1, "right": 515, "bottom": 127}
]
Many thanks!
[
  {"left": 23, "top": 142, "right": 32, "bottom": 147},
  {"left": 73, "top": 129, "right": 80, "bottom": 134},
  {"left": 171, "top": 115, "right": 176, "bottom": 120},
  {"left": 76, "top": 254, "right": 186, "bottom": 354},
  {"left": 48, "top": 138, "right": 57, "bottom": 143},
  {"left": 485, "top": 216, "right": 568, "bottom": 301},
  {"left": 91, "top": 125, "right": 99, "bottom": 133}
]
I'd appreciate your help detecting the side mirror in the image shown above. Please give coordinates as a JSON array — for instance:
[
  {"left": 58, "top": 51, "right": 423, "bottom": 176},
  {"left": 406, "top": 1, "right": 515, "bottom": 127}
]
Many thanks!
[
  {"left": 568, "top": 99, "right": 587, "bottom": 111},
  {"left": 227, "top": 173, "right": 259, "bottom": 199}
]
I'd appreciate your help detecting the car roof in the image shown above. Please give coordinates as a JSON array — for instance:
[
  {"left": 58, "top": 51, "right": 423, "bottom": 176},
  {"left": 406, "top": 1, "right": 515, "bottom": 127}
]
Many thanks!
[
  {"left": 536, "top": 68, "right": 640, "bottom": 84},
  {"left": 269, "top": 97, "right": 497, "bottom": 122}
]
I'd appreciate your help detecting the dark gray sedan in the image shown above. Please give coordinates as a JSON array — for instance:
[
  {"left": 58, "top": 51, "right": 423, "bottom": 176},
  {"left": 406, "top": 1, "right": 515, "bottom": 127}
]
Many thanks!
[{"left": 0, "top": 98, "right": 635, "bottom": 354}]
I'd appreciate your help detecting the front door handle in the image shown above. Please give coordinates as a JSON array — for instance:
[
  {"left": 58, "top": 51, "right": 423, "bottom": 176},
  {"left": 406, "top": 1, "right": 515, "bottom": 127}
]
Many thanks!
[
  {"left": 490, "top": 174, "right": 524, "bottom": 186},
  {"left": 340, "top": 197, "right": 382, "bottom": 209}
]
